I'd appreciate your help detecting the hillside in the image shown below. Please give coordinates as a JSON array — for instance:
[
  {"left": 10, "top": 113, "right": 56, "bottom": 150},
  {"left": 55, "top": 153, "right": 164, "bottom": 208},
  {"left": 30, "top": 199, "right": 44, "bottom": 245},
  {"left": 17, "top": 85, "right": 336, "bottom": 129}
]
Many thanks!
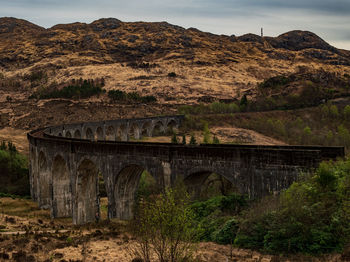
[{"left": 0, "top": 17, "right": 349, "bottom": 106}]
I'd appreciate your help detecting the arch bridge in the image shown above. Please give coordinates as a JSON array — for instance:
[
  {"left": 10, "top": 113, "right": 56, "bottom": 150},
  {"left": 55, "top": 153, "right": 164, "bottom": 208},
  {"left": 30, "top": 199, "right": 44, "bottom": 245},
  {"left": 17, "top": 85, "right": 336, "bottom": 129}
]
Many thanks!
[{"left": 28, "top": 115, "right": 344, "bottom": 224}]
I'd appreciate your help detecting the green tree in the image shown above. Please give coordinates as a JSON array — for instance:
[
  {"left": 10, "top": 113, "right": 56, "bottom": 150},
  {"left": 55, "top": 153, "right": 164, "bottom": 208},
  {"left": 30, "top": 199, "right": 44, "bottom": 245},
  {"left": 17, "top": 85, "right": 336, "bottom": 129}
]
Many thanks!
[
  {"left": 189, "top": 134, "right": 197, "bottom": 145},
  {"left": 171, "top": 132, "right": 178, "bottom": 144},
  {"left": 240, "top": 95, "right": 248, "bottom": 111},
  {"left": 212, "top": 135, "right": 220, "bottom": 144},
  {"left": 181, "top": 135, "right": 186, "bottom": 145},
  {"left": 329, "top": 105, "right": 339, "bottom": 118},
  {"left": 202, "top": 122, "right": 211, "bottom": 144},
  {"left": 133, "top": 183, "right": 200, "bottom": 262},
  {"left": 343, "top": 105, "right": 350, "bottom": 120},
  {"left": 337, "top": 125, "right": 350, "bottom": 147},
  {"left": 326, "top": 130, "right": 334, "bottom": 146},
  {"left": 302, "top": 126, "right": 312, "bottom": 144},
  {"left": 235, "top": 158, "right": 350, "bottom": 254}
]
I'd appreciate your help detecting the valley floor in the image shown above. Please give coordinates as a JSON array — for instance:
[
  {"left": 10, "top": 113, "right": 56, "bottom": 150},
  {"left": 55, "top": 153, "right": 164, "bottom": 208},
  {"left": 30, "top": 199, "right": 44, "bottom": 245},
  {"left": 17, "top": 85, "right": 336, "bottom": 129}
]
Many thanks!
[{"left": 0, "top": 197, "right": 347, "bottom": 262}]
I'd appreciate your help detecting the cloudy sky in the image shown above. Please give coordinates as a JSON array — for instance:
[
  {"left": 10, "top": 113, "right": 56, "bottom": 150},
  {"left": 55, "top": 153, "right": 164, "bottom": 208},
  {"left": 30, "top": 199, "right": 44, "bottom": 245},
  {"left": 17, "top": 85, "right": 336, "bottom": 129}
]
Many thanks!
[{"left": 1, "top": 0, "right": 349, "bottom": 50}]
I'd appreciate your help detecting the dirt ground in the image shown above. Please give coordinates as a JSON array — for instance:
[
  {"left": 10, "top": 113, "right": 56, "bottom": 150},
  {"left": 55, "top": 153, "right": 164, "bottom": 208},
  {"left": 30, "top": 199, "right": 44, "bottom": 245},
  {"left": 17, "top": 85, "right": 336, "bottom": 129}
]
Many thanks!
[{"left": 0, "top": 197, "right": 347, "bottom": 262}]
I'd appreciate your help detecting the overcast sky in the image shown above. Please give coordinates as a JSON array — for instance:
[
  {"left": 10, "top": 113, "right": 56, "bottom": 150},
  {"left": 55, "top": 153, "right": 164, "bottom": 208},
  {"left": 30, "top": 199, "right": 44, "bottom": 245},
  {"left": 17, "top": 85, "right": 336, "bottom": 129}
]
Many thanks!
[{"left": 1, "top": 0, "right": 349, "bottom": 50}]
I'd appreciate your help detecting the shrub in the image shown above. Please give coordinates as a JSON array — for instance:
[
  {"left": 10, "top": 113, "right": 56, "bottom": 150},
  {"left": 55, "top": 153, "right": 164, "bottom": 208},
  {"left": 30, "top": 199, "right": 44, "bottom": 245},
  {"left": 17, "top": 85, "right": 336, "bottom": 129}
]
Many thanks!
[
  {"left": 108, "top": 90, "right": 157, "bottom": 103},
  {"left": 0, "top": 143, "right": 29, "bottom": 196},
  {"left": 171, "top": 132, "right": 178, "bottom": 144},
  {"left": 189, "top": 134, "right": 197, "bottom": 145},
  {"left": 202, "top": 122, "right": 211, "bottom": 144},
  {"left": 235, "top": 158, "right": 350, "bottom": 254},
  {"left": 344, "top": 105, "right": 350, "bottom": 120},
  {"left": 330, "top": 105, "right": 339, "bottom": 118},
  {"left": 33, "top": 79, "right": 104, "bottom": 99},
  {"left": 212, "top": 135, "right": 220, "bottom": 144},
  {"left": 167, "top": 72, "right": 177, "bottom": 77},
  {"left": 211, "top": 218, "right": 239, "bottom": 244},
  {"left": 181, "top": 135, "right": 186, "bottom": 145},
  {"left": 132, "top": 183, "right": 199, "bottom": 262},
  {"left": 190, "top": 194, "right": 246, "bottom": 243}
]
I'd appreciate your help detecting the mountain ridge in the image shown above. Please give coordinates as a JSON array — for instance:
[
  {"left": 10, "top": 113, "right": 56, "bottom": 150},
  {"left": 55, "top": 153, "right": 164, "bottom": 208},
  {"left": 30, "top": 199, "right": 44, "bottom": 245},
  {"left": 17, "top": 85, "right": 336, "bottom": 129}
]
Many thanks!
[{"left": 0, "top": 17, "right": 349, "bottom": 70}]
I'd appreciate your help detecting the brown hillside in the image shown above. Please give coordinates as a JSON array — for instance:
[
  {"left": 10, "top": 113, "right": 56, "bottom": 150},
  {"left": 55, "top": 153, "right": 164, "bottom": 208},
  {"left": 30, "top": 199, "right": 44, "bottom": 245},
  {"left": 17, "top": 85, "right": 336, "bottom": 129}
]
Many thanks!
[{"left": 0, "top": 17, "right": 350, "bottom": 107}]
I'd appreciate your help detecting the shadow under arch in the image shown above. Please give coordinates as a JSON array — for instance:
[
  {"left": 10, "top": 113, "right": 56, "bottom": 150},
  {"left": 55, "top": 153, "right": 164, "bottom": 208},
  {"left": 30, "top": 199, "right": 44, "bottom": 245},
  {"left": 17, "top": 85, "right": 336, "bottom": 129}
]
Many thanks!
[
  {"left": 166, "top": 119, "right": 178, "bottom": 134},
  {"left": 128, "top": 123, "right": 140, "bottom": 140},
  {"left": 52, "top": 155, "right": 72, "bottom": 218},
  {"left": 65, "top": 131, "right": 72, "bottom": 138},
  {"left": 113, "top": 164, "right": 155, "bottom": 220},
  {"left": 96, "top": 126, "right": 104, "bottom": 140},
  {"left": 152, "top": 121, "right": 164, "bottom": 136},
  {"left": 75, "top": 159, "right": 99, "bottom": 224},
  {"left": 74, "top": 130, "right": 81, "bottom": 139},
  {"left": 184, "top": 169, "right": 237, "bottom": 200},
  {"left": 141, "top": 121, "right": 152, "bottom": 137},
  {"left": 85, "top": 128, "right": 94, "bottom": 140},
  {"left": 106, "top": 126, "right": 115, "bottom": 141},
  {"left": 38, "top": 151, "right": 51, "bottom": 208},
  {"left": 116, "top": 124, "right": 127, "bottom": 141}
]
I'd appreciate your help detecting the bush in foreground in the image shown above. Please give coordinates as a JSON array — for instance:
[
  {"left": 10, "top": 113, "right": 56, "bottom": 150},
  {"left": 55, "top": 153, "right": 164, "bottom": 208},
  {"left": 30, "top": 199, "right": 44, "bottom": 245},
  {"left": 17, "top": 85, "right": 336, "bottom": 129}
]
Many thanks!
[
  {"left": 132, "top": 183, "right": 200, "bottom": 262},
  {"left": 235, "top": 159, "right": 350, "bottom": 254}
]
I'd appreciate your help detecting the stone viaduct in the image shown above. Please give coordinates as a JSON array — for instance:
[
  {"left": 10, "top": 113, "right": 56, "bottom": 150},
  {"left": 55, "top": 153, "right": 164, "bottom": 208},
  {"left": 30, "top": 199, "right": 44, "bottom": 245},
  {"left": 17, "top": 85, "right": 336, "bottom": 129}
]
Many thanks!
[{"left": 27, "top": 115, "right": 344, "bottom": 224}]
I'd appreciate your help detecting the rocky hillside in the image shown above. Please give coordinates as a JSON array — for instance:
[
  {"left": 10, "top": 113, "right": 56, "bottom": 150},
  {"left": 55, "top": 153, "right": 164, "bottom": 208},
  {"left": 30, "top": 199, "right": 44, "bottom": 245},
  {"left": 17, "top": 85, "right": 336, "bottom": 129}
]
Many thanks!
[
  {"left": 0, "top": 17, "right": 349, "bottom": 69},
  {"left": 0, "top": 17, "right": 350, "bottom": 104}
]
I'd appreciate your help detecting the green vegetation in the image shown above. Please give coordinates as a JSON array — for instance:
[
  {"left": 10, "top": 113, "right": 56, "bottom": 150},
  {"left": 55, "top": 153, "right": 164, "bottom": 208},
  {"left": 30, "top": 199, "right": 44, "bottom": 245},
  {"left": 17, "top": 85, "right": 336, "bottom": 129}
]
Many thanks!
[
  {"left": 132, "top": 182, "right": 199, "bottom": 262},
  {"left": 235, "top": 158, "right": 350, "bottom": 254},
  {"left": 132, "top": 156, "right": 350, "bottom": 255},
  {"left": 189, "top": 134, "right": 197, "bottom": 145},
  {"left": 30, "top": 78, "right": 105, "bottom": 99},
  {"left": 212, "top": 135, "right": 220, "bottom": 144},
  {"left": 136, "top": 171, "right": 159, "bottom": 200},
  {"left": 0, "top": 141, "right": 29, "bottom": 196},
  {"left": 171, "top": 132, "right": 179, "bottom": 144},
  {"left": 181, "top": 135, "right": 186, "bottom": 145},
  {"left": 108, "top": 89, "right": 157, "bottom": 103},
  {"left": 202, "top": 122, "right": 211, "bottom": 144},
  {"left": 181, "top": 102, "right": 350, "bottom": 152},
  {"left": 179, "top": 101, "right": 240, "bottom": 115},
  {"left": 191, "top": 194, "right": 246, "bottom": 244}
]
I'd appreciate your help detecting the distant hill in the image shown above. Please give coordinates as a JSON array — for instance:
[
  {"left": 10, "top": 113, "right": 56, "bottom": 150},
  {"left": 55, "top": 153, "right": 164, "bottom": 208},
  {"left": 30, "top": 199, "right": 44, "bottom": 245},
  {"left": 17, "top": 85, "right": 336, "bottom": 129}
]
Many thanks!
[
  {"left": 0, "top": 17, "right": 349, "bottom": 105},
  {"left": 0, "top": 17, "right": 349, "bottom": 69}
]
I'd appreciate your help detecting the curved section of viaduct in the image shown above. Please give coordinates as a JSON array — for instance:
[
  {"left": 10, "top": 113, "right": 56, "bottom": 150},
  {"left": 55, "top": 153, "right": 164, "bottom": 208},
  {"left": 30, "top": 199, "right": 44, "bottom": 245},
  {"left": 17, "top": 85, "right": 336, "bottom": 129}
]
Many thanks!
[{"left": 28, "top": 115, "right": 344, "bottom": 225}]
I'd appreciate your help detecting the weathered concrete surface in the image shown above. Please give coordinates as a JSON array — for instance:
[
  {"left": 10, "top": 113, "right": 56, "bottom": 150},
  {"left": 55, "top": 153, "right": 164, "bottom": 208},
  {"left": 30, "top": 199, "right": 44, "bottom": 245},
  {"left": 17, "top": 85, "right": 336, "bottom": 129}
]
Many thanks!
[{"left": 27, "top": 115, "right": 344, "bottom": 224}]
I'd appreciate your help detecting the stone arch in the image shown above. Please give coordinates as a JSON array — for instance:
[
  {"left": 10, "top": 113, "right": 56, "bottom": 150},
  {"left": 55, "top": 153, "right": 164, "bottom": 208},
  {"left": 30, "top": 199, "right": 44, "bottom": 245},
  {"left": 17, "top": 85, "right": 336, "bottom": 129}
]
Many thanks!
[
  {"left": 166, "top": 119, "right": 178, "bottom": 134},
  {"left": 76, "top": 159, "right": 99, "bottom": 224},
  {"left": 52, "top": 155, "right": 71, "bottom": 218},
  {"left": 128, "top": 123, "right": 140, "bottom": 140},
  {"left": 96, "top": 127, "right": 104, "bottom": 141},
  {"left": 184, "top": 168, "right": 236, "bottom": 199},
  {"left": 74, "top": 129, "right": 81, "bottom": 139},
  {"left": 152, "top": 121, "right": 164, "bottom": 136},
  {"left": 141, "top": 121, "right": 152, "bottom": 137},
  {"left": 58, "top": 132, "right": 63, "bottom": 137},
  {"left": 114, "top": 164, "right": 151, "bottom": 220},
  {"left": 65, "top": 131, "right": 72, "bottom": 138},
  {"left": 116, "top": 124, "right": 127, "bottom": 141},
  {"left": 38, "top": 151, "right": 51, "bottom": 208},
  {"left": 85, "top": 128, "right": 94, "bottom": 140},
  {"left": 106, "top": 126, "right": 115, "bottom": 141}
]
